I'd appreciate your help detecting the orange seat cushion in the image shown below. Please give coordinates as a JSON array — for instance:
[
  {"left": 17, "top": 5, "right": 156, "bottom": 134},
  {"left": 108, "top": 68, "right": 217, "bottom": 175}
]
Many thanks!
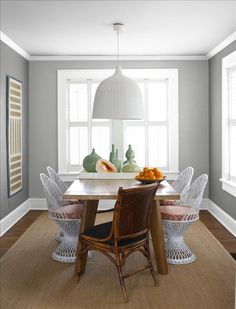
[
  {"left": 55, "top": 204, "right": 83, "bottom": 219},
  {"left": 160, "top": 206, "right": 198, "bottom": 221}
]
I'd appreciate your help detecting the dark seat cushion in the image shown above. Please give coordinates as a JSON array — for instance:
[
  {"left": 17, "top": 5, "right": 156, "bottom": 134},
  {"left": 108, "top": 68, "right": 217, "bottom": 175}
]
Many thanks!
[{"left": 83, "top": 222, "right": 146, "bottom": 247}]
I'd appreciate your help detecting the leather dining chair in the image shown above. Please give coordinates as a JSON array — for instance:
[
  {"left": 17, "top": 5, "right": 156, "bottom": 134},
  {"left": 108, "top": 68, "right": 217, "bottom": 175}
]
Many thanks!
[{"left": 76, "top": 183, "right": 159, "bottom": 302}]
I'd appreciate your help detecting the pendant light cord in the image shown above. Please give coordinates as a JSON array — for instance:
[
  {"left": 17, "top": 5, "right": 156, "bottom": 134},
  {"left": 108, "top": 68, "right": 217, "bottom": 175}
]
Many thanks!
[{"left": 117, "top": 29, "right": 120, "bottom": 65}]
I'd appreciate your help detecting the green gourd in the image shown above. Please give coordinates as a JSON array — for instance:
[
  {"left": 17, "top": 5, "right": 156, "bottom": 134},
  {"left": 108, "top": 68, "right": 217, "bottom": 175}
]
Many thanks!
[
  {"left": 83, "top": 148, "right": 101, "bottom": 172},
  {"left": 123, "top": 144, "right": 136, "bottom": 165},
  {"left": 121, "top": 157, "right": 141, "bottom": 173}
]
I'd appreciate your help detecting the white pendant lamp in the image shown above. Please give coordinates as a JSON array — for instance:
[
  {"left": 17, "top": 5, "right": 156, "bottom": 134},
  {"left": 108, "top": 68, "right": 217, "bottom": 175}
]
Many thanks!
[{"left": 92, "top": 23, "right": 144, "bottom": 120}]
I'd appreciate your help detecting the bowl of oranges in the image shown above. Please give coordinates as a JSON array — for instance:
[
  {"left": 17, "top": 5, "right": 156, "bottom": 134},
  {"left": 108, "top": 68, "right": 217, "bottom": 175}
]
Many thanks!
[{"left": 135, "top": 167, "right": 166, "bottom": 184}]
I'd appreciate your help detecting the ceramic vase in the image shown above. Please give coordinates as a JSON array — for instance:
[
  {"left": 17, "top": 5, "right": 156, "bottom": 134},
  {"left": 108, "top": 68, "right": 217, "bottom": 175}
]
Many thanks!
[
  {"left": 112, "top": 149, "right": 122, "bottom": 172},
  {"left": 121, "top": 157, "right": 141, "bottom": 173},
  {"left": 123, "top": 144, "right": 136, "bottom": 165},
  {"left": 109, "top": 144, "right": 116, "bottom": 163},
  {"left": 83, "top": 148, "right": 101, "bottom": 172}
]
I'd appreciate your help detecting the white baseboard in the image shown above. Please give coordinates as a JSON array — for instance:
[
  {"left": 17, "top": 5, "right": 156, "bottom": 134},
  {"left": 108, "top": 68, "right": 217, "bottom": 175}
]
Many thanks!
[
  {"left": 0, "top": 199, "right": 29, "bottom": 236},
  {"left": 1, "top": 198, "right": 235, "bottom": 238},
  {"left": 200, "top": 198, "right": 209, "bottom": 210},
  {"left": 0, "top": 198, "right": 47, "bottom": 236},
  {"left": 28, "top": 198, "right": 47, "bottom": 210},
  {"left": 208, "top": 200, "right": 236, "bottom": 237}
]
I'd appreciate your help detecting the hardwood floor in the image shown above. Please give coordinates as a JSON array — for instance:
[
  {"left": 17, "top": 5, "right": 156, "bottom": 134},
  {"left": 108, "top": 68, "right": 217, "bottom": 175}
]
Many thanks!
[
  {"left": 0, "top": 210, "right": 43, "bottom": 258},
  {"left": 199, "top": 210, "right": 236, "bottom": 258},
  {"left": 0, "top": 210, "right": 235, "bottom": 259}
]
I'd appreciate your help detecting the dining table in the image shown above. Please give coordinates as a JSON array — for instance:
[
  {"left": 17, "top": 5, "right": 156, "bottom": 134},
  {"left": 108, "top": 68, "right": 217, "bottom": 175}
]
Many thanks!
[{"left": 63, "top": 178, "right": 180, "bottom": 275}]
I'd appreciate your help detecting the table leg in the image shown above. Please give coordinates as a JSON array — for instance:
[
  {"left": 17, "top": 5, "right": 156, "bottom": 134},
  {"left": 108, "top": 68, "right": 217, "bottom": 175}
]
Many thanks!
[
  {"left": 75, "top": 200, "right": 99, "bottom": 276},
  {"left": 150, "top": 199, "right": 168, "bottom": 274}
]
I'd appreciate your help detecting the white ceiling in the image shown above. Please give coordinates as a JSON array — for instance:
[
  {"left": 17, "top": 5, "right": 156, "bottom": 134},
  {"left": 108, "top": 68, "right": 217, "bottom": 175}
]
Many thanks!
[{"left": 1, "top": 0, "right": 236, "bottom": 56}]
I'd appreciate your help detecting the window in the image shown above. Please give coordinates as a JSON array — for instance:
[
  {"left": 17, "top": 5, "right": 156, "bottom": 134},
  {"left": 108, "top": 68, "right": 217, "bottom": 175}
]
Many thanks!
[
  {"left": 221, "top": 51, "right": 236, "bottom": 196},
  {"left": 58, "top": 69, "right": 178, "bottom": 179}
]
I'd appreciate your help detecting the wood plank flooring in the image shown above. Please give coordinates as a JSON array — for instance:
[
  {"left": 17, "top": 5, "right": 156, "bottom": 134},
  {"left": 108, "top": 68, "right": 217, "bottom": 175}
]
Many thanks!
[
  {"left": 0, "top": 210, "right": 43, "bottom": 258},
  {"left": 199, "top": 210, "right": 236, "bottom": 259},
  {"left": 0, "top": 210, "right": 235, "bottom": 259}
]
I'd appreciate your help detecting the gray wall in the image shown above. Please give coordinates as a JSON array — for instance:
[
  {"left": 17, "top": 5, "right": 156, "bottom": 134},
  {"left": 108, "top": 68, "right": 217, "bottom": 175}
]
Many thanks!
[
  {"left": 0, "top": 42, "right": 29, "bottom": 219},
  {"left": 29, "top": 60, "right": 209, "bottom": 198},
  {"left": 209, "top": 41, "right": 236, "bottom": 219}
]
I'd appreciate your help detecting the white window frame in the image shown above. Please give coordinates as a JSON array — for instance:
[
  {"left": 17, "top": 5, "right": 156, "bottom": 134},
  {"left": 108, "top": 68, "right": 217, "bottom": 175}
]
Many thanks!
[
  {"left": 220, "top": 51, "right": 236, "bottom": 197},
  {"left": 58, "top": 69, "right": 179, "bottom": 180}
]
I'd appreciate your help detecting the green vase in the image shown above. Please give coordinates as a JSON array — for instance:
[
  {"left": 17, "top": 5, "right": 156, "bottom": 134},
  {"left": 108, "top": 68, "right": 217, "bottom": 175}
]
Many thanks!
[
  {"left": 123, "top": 144, "right": 136, "bottom": 165},
  {"left": 109, "top": 144, "right": 116, "bottom": 163},
  {"left": 83, "top": 148, "right": 101, "bottom": 172},
  {"left": 122, "top": 157, "right": 141, "bottom": 173},
  {"left": 112, "top": 149, "right": 122, "bottom": 172}
]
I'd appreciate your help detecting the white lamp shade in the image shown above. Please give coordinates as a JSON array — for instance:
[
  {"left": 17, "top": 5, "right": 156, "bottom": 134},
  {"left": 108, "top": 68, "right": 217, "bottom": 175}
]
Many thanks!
[{"left": 92, "top": 66, "right": 144, "bottom": 120}]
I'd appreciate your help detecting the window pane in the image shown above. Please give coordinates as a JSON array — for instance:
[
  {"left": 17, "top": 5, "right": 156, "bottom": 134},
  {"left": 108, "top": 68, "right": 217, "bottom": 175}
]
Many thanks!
[
  {"left": 148, "top": 126, "right": 168, "bottom": 168},
  {"left": 148, "top": 82, "right": 167, "bottom": 121},
  {"left": 138, "top": 81, "right": 145, "bottom": 104},
  {"left": 230, "top": 125, "right": 236, "bottom": 178},
  {"left": 69, "top": 127, "right": 88, "bottom": 165},
  {"left": 125, "top": 126, "right": 145, "bottom": 167},
  {"left": 92, "top": 126, "right": 110, "bottom": 159},
  {"left": 69, "top": 83, "right": 88, "bottom": 121},
  {"left": 229, "top": 70, "right": 236, "bottom": 119}
]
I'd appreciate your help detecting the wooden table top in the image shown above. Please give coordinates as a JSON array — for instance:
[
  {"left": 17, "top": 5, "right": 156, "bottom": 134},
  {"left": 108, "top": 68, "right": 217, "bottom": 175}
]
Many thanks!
[{"left": 64, "top": 179, "right": 180, "bottom": 200}]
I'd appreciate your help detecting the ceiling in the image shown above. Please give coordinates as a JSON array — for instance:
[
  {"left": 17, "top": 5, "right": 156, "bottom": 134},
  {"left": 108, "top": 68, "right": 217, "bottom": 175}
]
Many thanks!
[{"left": 1, "top": 0, "right": 236, "bottom": 56}]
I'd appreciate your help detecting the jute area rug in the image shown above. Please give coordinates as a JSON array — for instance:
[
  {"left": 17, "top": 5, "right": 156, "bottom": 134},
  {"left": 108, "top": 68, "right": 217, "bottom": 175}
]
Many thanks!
[{"left": 0, "top": 212, "right": 235, "bottom": 309}]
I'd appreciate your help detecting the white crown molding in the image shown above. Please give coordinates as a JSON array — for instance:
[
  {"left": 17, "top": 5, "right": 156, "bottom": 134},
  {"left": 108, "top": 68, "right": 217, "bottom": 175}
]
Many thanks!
[
  {"left": 207, "top": 31, "right": 236, "bottom": 59},
  {"left": 30, "top": 55, "right": 208, "bottom": 61},
  {"left": 1, "top": 30, "right": 235, "bottom": 62},
  {"left": 0, "top": 31, "right": 30, "bottom": 61}
]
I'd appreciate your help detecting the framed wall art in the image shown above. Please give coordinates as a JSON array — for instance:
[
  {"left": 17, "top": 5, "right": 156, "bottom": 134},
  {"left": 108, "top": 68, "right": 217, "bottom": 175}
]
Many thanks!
[{"left": 7, "top": 76, "right": 23, "bottom": 196}]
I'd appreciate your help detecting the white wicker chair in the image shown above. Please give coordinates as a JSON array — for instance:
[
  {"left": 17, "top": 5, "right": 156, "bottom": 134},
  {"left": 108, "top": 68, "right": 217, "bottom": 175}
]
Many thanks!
[
  {"left": 40, "top": 173, "right": 83, "bottom": 263},
  {"left": 47, "top": 166, "right": 68, "bottom": 193},
  {"left": 47, "top": 167, "right": 70, "bottom": 241},
  {"left": 172, "top": 166, "right": 194, "bottom": 195},
  {"left": 161, "top": 167, "right": 194, "bottom": 206},
  {"left": 161, "top": 174, "right": 208, "bottom": 264}
]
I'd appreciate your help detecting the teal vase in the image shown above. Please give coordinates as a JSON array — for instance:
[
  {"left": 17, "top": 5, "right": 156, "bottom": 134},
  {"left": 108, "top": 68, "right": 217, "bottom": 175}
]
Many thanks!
[
  {"left": 123, "top": 144, "right": 136, "bottom": 165},
  {"left": 122, "top": 157, "right": 141, "bottom": 173},
  {"left": 83, "top": 148, "right": 101, "bottom": 172},
  {"left": 109, "top": 144, "right": 116, "bottom": 163},
  {"left": 112, "top": 149, "right": 122, "bottom": 172}
]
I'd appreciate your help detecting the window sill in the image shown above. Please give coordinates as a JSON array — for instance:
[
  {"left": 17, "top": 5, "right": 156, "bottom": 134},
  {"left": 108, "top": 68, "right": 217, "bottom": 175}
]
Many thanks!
[
  {"left": 219, "top": 178, "right": 236, "bottom": 197},
  {"left": 59, "top": 171, "right": 179, "bottom": 182}
]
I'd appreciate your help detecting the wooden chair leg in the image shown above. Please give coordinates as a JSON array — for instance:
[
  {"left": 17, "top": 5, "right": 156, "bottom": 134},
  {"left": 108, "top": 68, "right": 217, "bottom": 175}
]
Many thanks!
[
  {"left": 76, "top": 238, "right": 83, "bottom": 282},
  {"left": 115, "top": 253, "right": 128, "bottom": 302},
  {"left": 145, "top": 242, "right": 159, "bottom": 287}
]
